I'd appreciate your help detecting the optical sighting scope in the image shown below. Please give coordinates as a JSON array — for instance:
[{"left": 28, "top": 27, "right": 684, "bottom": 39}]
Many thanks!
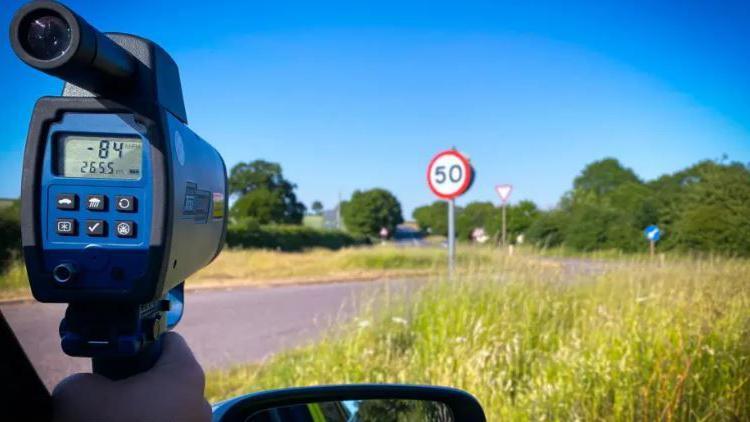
[{"left": 11, "top": 1, "right": 227, "bottom": 379}]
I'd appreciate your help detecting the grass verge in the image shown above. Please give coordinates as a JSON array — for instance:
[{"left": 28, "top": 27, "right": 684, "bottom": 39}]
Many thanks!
[
  {"left": 206, "top": 255, "right": 750, "bottom": 420},
  {"left": 0, "top": 246, "right": 463, "bottom": 300},
  {"left": 190, "top": 246, "right": 482, "bottom": 288},
  {"left": 0, "top": 260, "right": 30, "bottom": 301}
]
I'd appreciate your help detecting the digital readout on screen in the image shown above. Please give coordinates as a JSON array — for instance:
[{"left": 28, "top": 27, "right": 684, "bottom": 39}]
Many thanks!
[{"left": 59, "top": 135, "right": 142, "bottom": 180}]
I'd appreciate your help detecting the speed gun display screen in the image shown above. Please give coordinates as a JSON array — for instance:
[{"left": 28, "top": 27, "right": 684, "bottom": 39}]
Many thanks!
[{"left": 58, "top": 135, "right": 142, "bottom": 180}]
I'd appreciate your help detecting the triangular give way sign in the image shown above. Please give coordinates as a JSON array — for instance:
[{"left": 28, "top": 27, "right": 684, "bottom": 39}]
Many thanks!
[{"left": 495, "top": 184, "right": 512, "bottom": 203}]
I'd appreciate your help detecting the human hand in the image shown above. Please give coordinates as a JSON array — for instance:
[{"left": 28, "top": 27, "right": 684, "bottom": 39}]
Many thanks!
[{"left": 52, "top": 332, "right": 211, "bottom": 422}]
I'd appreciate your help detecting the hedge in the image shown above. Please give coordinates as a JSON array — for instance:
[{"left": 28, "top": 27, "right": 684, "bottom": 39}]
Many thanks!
[{"left": 226, "top": 218, "right": 370, "bottom": 251}]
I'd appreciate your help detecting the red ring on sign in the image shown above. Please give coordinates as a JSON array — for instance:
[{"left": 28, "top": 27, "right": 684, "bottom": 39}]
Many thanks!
[{"left": 426, "top": 150, "right": 473, "bottom": 200}]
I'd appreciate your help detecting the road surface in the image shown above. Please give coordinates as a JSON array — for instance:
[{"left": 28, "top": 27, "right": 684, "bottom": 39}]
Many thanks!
[
  {"left": 1, "top": 279, "right": 416, "bottom": 390},
  {"left": 393, "top": 225, "right": 428, "bottom": 246}
]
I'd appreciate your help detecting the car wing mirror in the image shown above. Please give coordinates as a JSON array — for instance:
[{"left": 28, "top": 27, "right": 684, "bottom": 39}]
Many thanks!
[{"left": 212, "top": 384, "right": 486, "bottom": 422}]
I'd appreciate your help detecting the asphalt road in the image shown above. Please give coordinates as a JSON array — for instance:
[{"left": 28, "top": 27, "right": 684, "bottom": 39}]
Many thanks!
[
  {"left": 1, "top": 279, "right": 416, "bottom": 390},
  {"left": 393, "top": 225, "right": 428, "bottom": 247}
]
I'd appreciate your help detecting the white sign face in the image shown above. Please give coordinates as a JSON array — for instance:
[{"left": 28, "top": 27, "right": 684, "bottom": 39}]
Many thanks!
[
  {"left": 427, "top": 151, "right": 472, "bottom": 199},
  {"left": 495, "top": 184, "right": 513, "bottom": 203}
]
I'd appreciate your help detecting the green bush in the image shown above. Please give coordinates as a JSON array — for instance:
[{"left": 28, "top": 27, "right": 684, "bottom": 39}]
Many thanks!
[
  {"left": 416, "top": 200, "right": 540, "bottom": 244},
  {"left": 670, "top": 162, "right": 750, "bottom": 255},
  {"left": 412, "top": 201, "right": 448, "bottom": 236},
  {"left": 341, "top": 189, "right": 403, "bottom": 237},
  {"left": 456, "top": 201, "right": 498, "bottom": 240},
  {"left": 228, "top": 160, "right": 306, "bottom": 224},
  {"left": 526, "top": 210, "right": 567, "bottom": 248},
  {"left": 226, "top": 218, "right": 370, "bottom": 251},
  {"left": 524, "top": 159, "right": 750, "bottom": 256},
  {"left": 0, "top": 200, "right": 21, "bottom": 272}
]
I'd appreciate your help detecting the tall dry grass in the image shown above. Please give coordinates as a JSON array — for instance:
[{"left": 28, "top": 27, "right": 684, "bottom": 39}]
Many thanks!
[
  {"left": 191, "top": 246, "right": 490, "bottom": 286},
  {"left": 0, "top": 260, "right": 29, "bottom": 300},
  {"left": 0, "top": 246, "right": 450, "bottom": 298},
  {"left": 206, "top": 254, "right": 750, "bottom": 420}
]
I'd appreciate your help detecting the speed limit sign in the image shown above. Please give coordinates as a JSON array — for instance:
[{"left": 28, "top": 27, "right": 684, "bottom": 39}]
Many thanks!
[
  {"left": 426, "top": 149, "right": 473, "bottom": 275},
  {"left": 427, "top": 150, "right": 473, "bottom": 199}
]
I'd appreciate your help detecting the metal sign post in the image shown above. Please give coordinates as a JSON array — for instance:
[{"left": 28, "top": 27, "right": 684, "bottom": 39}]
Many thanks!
[
  {"left": 644, "top": 225, "right": 661, "bottom": 258},
  {"left": 427, "top": 150, "right": 473, "bottom": 276},
  {"left": 495, "top": 185, "right": 513, "bottom": 246},
  {"left": 447, "top": 199, "right": 455, "bottom": 272},
  {"left": 502, "top": 204, "right": 507, "bottom": 246}
]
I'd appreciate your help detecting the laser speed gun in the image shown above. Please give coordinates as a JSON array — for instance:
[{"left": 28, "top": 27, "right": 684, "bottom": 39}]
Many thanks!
[{"left": 10, "top": 1, "right": 227, "bottom": 379}]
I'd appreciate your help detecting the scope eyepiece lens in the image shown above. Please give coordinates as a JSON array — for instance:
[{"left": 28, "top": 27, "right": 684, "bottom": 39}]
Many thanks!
[{"left": 20, "top": 12, "right": 71, "bottom": 61}]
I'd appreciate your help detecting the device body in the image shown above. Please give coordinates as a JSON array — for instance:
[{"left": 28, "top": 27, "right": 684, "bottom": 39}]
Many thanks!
[
  {"left": 24, "top": 102, "right": 226, "bottom": 305},
  {"left": 22, "top": 97, "right": 226, "bottom": 360},
  {"left": 11, "top": 1, "right": 227, "bottom": 376}
]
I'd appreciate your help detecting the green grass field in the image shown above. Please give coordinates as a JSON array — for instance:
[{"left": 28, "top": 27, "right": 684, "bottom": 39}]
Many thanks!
[
  {"left": 0, "top": 245, "right": 487, "bottom": 299},
  {"left": 2, "top": 245, "right": 749, "bottom": 418},
  {"left": 206, "top": 253, "right": 750, "bottom": 420},
  {"left": 0, "top": 242, "right": 654, "bottom": 300},
  {"left": 0, "top": 246, "right": 443, "bottom": 300},
  {"left": 190, "top": 246, "right": 448, "bottom": 286},
  {"left": 0, "top": 260, "right": 29, "bottom": 300},
  {"left": 0, "top": 243, "right": 636, "bottom": 299}
]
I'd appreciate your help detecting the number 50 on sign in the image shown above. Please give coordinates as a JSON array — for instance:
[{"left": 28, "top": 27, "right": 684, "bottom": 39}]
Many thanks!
[{"left": 427, "top": 150, "right": 473, "bottom": 199}]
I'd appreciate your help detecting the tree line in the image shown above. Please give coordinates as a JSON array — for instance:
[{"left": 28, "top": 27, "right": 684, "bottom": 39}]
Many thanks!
[
  {"left": 1, "top": 156, "right": 747, "bottom": 272},
  {"left": 414, "top": 158, "right": 750, "bottom": 255},
  {"left": 228, "top": 160, "right": 403, "bottom": 245},
  {"left": 230, "top": 156, "right": 750, "bottom": 256}
]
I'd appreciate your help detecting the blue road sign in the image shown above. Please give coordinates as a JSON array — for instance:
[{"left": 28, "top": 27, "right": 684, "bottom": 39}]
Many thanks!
[{"left": 644, "top": 225, "right": 661, "bottom": 242}]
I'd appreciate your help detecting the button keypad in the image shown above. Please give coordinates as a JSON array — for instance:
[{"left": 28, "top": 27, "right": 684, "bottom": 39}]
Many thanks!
[{"left": 50, "top": 192, "right": 139, "bottom": 241}]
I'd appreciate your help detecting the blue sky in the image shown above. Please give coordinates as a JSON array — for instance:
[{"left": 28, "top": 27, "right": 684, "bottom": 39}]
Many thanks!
[{"left": 1, "top": 1, "right": 749, "bottom": 215}]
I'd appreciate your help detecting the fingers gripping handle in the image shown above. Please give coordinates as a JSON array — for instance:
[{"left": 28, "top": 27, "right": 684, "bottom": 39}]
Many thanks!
[
  {"left": 59, "top": 300, "right": 169, "bottom": 380},
  {"left": 92, "top": 338, "right": 163, "bottom": 380},
  {"left": 60, "top": 285, "right": 184, "bottom": 380}
]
